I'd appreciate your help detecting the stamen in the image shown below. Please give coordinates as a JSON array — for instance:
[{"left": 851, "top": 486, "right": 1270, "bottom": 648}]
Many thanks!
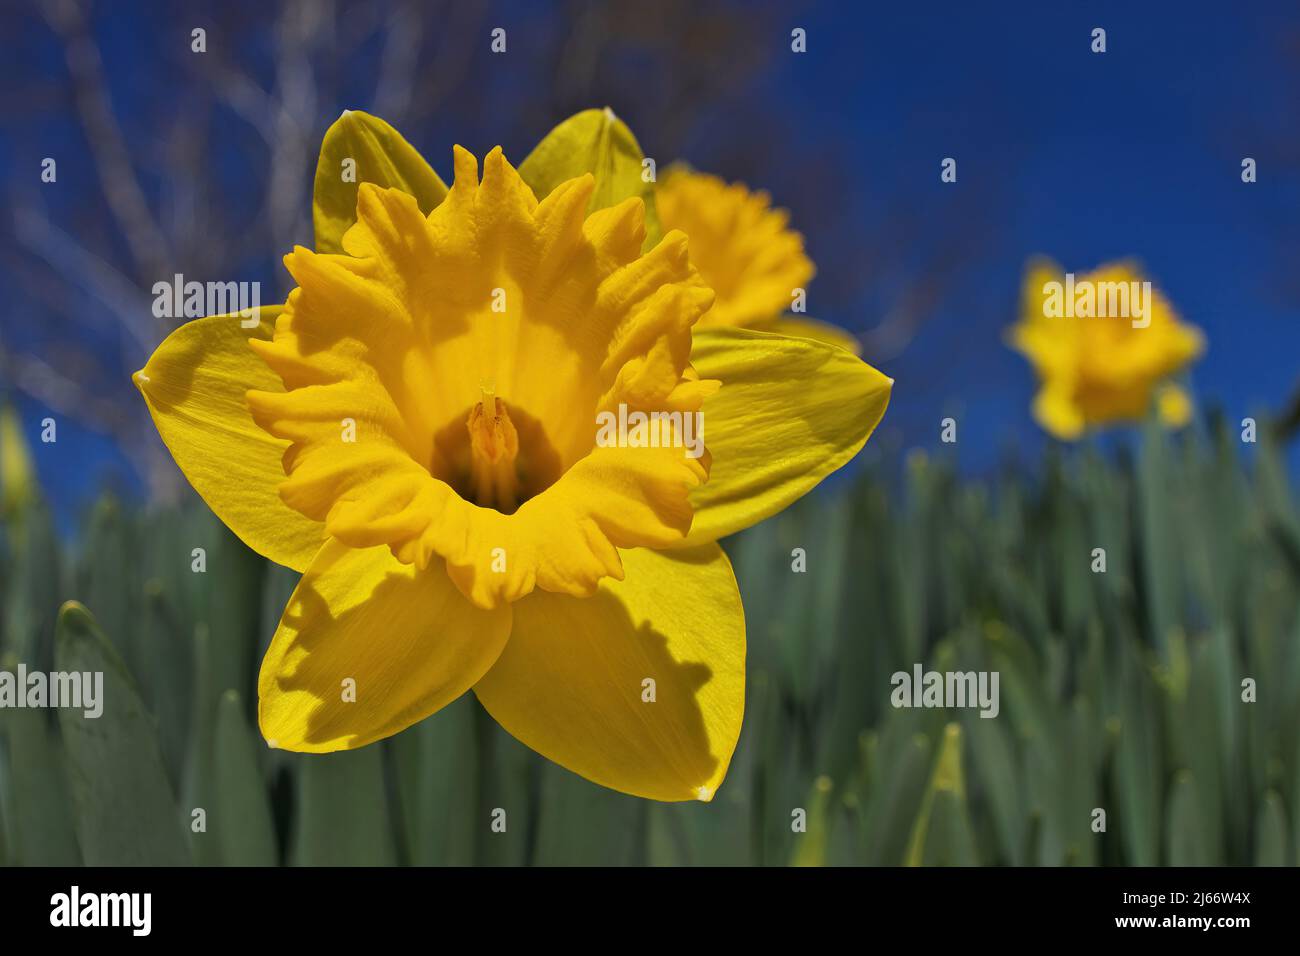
[{"left": 467, "top": 387, "right": 521, "bottom": 511}]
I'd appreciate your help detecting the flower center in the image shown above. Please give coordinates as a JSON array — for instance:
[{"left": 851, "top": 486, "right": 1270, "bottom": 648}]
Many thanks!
[
  {"left": 466, "top": 387, "right": 521, "bottom": 512},
  {"left": 427, "top": 388, "right": 565, "bottom": 516}
]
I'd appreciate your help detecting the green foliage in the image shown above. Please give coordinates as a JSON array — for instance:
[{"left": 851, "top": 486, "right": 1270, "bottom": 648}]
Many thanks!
[
  {"left": 0, "top": 415, "right": 1296, "bottom": 865},
  {"left": 54, "top": 602, "right": 190, "bottom": 865}
]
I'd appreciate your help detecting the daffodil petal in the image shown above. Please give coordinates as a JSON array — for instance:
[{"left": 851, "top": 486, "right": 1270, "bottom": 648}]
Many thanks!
[
  {"left": 134, "top": 309, "right": 324, "bottom": 571},
  {"left": 474, "top": 543, "right": 744, "bottom": 801},
  {"left": 313, "top": 109, "right": 449, "bottom": 254},
  {"left": 657, "top": 165, "right": 815, "bottom": 328},
  {"left": 1031, "top": 379, "right": 1086, "bottom": 441},
  {"left": 418, "top": 442, "right": 708, "bottom": 609},
  {"left": 766, "top": 315, "right": 862, "bottom": 355},
  {"left": 679, "top": 326, "right": 892, "bottom": 546},
  {"left": 518, "top": 107, "right": 662, "bottom": 250},
  {"left": 259, "top": 538, "right": 511, "bottom": 752},
  {"left": 1155, "top": 382, "right": 1194, "bottom": 429}
]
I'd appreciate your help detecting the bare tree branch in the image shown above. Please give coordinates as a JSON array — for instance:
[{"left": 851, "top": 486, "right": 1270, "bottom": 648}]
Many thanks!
[
  {"left": 372, "top": 1, "right": 422, "bottom": 124},
  {"left": 41, "top": 0, "right": 169, "bottom": 284},
  {"left": 12, "top": 205, "right": 156, "bottom": 355}
]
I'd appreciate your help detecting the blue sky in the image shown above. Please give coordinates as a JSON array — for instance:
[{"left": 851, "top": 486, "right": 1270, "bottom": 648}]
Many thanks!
[
  {"left": 755, "top": 0, "right": 1299, "bottom": 468},
  {"left": 3, "top": 0, "right": 1298, "bottom": 519}
]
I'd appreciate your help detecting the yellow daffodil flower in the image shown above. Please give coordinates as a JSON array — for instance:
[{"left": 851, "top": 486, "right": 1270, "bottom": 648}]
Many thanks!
[
  {"left": 134, "top": 109, "right": 892, "bottom": 801},
  {"left": 1009, "top": 258, "right": 1205, "bottom": 441},
  {"left": 1, "top": 403, "right": 36, "bottom": 516},
  {"left": 656, "top": 165, "right": 862, "bottom": 354}
]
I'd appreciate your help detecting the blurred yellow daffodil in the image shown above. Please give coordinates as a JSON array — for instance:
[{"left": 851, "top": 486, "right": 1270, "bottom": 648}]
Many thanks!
[
  {"left": 134, "top": 109, "right": 892, "bottom": 801},
  {"left": 0, "top": 403, "right": 36, "bottom": 516},
  {"left": 1009, "top": 258, "right": 1205, "bottom": 441},
  {"left": 656, "top": 165, "right": 862, "bottom": 354}
]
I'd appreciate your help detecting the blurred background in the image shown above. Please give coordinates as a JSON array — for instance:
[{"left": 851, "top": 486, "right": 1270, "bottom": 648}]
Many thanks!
[{"left": 1, "top": 0, "right": 1299, "bottom": 865}]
